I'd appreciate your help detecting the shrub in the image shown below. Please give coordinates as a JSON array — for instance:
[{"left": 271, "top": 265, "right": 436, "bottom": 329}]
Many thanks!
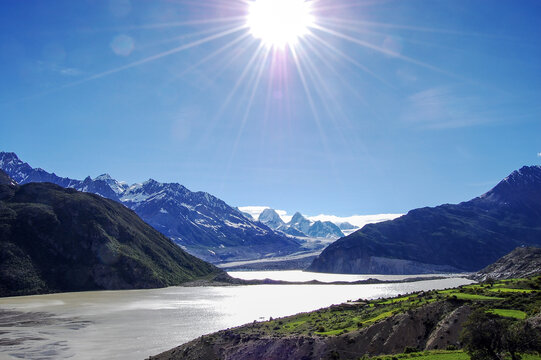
[{"left": 404, "top": 346, "right": 418, "bottom": 354}]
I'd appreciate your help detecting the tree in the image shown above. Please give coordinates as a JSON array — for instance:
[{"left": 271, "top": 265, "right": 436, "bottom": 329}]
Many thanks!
[
  {"left": 504, "top": 321, "right": 541, "bottom": 360},
  {"left": 460, "top": 310, "right": 506, "bottom": 360},
  {"left": 461, "top": 310, "right": 541, "bottom": 360}
]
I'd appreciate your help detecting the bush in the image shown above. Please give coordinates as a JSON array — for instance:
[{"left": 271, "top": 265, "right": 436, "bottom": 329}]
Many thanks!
[{"left": 404, "top": 346, "right": 418, "bottom": 354}]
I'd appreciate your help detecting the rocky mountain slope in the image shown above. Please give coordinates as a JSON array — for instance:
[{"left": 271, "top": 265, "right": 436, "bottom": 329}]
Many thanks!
[
  {"left": 0, "top": 174, "right": 223, "bottom": 297},
  {"left": 472, "top": 247, "right": 541, "bottom": 281},
  {"left": 0, "top": 152, "right": 303, "bottom": 263},
  {"left": 258, "top": 209, "right": 345, "bottom": 239},
  {"left": 0, "top": 170, "right": 17, "bottom": 186},
  {"left": 308, "top": 166, "right": 541, "bottom": 274}
]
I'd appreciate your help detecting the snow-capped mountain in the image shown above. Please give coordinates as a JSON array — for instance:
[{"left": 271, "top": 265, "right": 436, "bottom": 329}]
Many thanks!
[
  {"left": 306, "top": 220, "right": 344, "bottom": 239},
  {"left": 0, "top": 152, "right": 303, "bottom": 263},
  {"left": 256, "top": 208, "right": 345, "bottom": 240},
  {"left": 240, "top": 206, "right": 404, "bottom": 238},
  {"left": 258, "top": 208, "right": 285, "bottom": 229},
  {"left": 288, "top": 212, "right": 313, "bottom": 235},
  {"left": 337, "top": 222, "right": 356, "bottom": 230}
]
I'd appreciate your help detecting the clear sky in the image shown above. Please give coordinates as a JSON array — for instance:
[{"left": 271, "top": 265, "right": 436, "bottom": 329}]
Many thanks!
[{"left": 1, "top": 0, "right": 540, "bottom": 216}]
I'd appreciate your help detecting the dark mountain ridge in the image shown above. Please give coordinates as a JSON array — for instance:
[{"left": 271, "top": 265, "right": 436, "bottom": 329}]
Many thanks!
[
  {"left": 0, "top": 152, "right": 303, "bottom": 263},
  {"left": 308, "top": 166, "right": 541, "bottom": 274},
  {"left": 0, "top": 175, "right": 221, "bottom": 297}
]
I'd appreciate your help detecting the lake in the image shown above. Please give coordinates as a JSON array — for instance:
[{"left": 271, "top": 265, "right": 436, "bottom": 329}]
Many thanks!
[{"left": 0, "top": 272, "right": 473, "bottom": 360}]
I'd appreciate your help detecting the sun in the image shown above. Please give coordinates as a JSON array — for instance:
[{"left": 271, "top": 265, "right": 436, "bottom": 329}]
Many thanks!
[{"left": 247, "top": 0, "right": 315, "bottom": 49}]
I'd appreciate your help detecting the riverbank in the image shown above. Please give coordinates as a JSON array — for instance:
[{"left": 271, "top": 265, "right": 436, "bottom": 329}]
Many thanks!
[{"left": 150, "top": 276, "right": 541, "bottom": 360}]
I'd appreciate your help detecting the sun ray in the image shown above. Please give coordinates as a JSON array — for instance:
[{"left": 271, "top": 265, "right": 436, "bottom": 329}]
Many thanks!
[
  {"left": 226, "top": 46, "right": 272, "bottom": 171},
  {"left": 307, "top": 32, "right": 394, "bottom": 88},
  {"left": 60, "top": 25, "right": 248, "bottom": 90},
  {"left": 312, "top": 24, "right": 457, "bottom": 78},
  {"left": 319, "top": 17, "right": 509, "bottom": 39},
  {"left": 289, "top": 43, "right": 343, "bottom": 186},
  {"left": 138, "top": 22, "right": 245, "bottom": 52},
  {"left": 298, "top": 37, "right": 379, "bottom": 170},
  {"left": 295, "top": 39, "right": 355, "bottom": 143},
  {"left": 194, "top": 42, "right": 267, "bottom": 152},
  {"left": 300, "top": 35, "right": 368, "bottom": 119},
  {"left": 174, "top": 32, "right": 253, "bottom": 79},
  {"left": 313, "top": 0, "right": 396, "bottom": 12},
  {"left": 289, "top": 45, "right": 330, "bottom": 155}
]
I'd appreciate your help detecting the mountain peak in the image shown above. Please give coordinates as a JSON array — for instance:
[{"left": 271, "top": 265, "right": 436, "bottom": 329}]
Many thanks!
[
  {"left": 258, "top": 208, "right": 285, "bottom": 230},
  {"left": 0, "top": 151, "right": 21, "bottom": 162},
  {"left": 94, "top": 173, "right": 113, "bottom": 181},
  {"left": 0, "top": 152, "right": 26, "bottom": 170},
  {"left": 481, "top": 165, "right": 541, "bottom": 203},
  {"left": 290, "top": 212, "right": 307, "bottom": 223},
  {"left": 503, "top": 165, "right": 541, "bottom": 185}
]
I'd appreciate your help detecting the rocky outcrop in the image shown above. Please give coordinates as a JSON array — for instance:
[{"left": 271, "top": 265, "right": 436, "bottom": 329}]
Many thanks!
[
  {"left": 471, "top": 247, "right": 541, "bottom": 281},
  {"left": 149, "top": 301, "right": 470, "bottom": 360},
  {"left": 425, "top": 305, "right": 472, "bottom": 350}
]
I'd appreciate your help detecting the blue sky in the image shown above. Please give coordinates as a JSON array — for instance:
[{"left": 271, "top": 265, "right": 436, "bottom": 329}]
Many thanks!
[{"left": 1, "top": 0, "right": 540, "bottom": 216}]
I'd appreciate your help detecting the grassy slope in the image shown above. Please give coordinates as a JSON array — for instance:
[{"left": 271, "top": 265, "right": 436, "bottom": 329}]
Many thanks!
[
  {"left": 228, "top": 276, "right": 541, "bottom": 339},
  {"left": 371, "top": 350, "right": 541, "bottom": 360},
  {"left": 150, "top": 276, "right": 541, "bottom": 360}
]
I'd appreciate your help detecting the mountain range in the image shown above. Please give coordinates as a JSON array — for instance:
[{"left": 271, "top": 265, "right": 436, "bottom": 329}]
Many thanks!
[
  {"left": 0, "top": 170, "right": 221, "bottom": 297},
  {"left": 0, "top": 152, "right": 304, "bottom": 263},
  {"left": 308, "top": 165, "right": 541, "bottom": 274},
  {"left": 257, "top": 208, "right": 345, "bottom": 239}
]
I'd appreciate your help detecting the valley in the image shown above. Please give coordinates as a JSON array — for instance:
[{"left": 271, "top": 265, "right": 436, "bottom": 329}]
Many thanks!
[{"left": 2, "top": 1, "right": 540, "bottom": 359}]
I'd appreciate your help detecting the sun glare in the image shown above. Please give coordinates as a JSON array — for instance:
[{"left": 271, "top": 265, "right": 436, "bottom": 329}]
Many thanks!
[{"left": 247, "top": 0, "right": 315, "bottom": 48}]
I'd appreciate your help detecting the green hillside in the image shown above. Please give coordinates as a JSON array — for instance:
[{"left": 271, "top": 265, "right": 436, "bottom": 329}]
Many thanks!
[{"left": 0, "top": 180, "right": 222, "bottom": 297}]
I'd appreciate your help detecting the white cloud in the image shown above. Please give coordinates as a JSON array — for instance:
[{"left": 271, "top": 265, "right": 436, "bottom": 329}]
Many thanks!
[
  {"left": 238, "top": 206, "right": 292, "bottom": 222},
  {"left": 538, "top": 152, "right": 541, "bottom": 157},
  {"left": 238, "top": 206, "right": 268, "bottom": 220}
]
